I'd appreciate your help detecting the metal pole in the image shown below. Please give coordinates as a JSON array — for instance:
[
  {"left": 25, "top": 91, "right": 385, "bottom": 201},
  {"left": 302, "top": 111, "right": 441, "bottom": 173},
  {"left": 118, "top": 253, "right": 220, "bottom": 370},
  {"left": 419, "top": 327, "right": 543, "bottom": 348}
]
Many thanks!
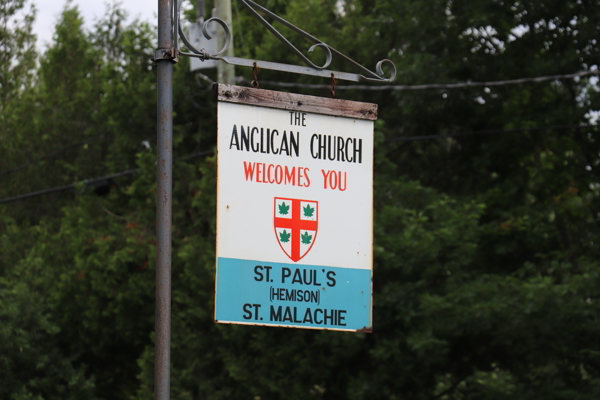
[
  {"left": 155, "top": 0, "right": 173, "bottom": 399},
  {"left": 216, "top": 0, "right": 235, "bottom": 84}
]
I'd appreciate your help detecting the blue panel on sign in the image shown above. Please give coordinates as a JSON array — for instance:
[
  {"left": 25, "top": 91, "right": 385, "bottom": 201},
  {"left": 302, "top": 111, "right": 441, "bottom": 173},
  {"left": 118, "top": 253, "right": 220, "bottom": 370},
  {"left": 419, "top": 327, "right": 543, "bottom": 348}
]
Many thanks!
[{"left": 215, "top": 257, "right": 372, "bottom": 331}]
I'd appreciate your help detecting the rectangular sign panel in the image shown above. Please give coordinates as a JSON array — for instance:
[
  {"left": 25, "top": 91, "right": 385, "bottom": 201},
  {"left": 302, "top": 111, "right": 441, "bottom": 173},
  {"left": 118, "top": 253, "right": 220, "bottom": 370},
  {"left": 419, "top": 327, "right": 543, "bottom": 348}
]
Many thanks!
[{"left": 214, "top": 84, "right": 376, "bottom": 332}]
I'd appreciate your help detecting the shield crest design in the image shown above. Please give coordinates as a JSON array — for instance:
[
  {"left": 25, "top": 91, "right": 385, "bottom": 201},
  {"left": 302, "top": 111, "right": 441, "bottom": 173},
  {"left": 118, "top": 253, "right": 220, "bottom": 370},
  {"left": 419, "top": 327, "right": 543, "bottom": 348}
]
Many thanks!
[{"left": 274, "top": 197, "right": 318, "bottom": 262}]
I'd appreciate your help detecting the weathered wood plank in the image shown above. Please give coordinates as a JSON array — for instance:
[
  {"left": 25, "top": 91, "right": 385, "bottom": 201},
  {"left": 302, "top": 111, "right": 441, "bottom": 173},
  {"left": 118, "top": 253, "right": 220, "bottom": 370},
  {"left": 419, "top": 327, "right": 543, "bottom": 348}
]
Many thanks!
[{"left": 214, "top": 83, "right": 378, "bottom": 121}]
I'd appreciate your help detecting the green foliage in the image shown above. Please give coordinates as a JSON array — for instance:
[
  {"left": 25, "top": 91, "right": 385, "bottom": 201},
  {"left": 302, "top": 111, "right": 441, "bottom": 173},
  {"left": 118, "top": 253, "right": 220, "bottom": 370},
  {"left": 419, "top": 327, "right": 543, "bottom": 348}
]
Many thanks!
[{"left": 1, "top": 0, "right": 600, "bottom": 399}]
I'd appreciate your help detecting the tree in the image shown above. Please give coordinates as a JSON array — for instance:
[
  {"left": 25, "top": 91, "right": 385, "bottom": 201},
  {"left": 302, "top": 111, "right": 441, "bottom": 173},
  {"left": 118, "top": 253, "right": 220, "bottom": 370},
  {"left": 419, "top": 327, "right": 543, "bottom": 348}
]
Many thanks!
[{"left": 1, "top": 0, "right": 600, "bottom": 399}]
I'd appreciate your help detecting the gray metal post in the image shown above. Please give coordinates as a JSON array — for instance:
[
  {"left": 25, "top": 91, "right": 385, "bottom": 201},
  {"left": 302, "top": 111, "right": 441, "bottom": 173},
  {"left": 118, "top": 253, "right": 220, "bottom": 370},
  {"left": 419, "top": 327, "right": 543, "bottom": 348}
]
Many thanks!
[
  {"left": 216, "top": 0, "right": 235, "bottom": 84},
  {"left": 155, "top": 0, "right": 173, "bottom": 399}
]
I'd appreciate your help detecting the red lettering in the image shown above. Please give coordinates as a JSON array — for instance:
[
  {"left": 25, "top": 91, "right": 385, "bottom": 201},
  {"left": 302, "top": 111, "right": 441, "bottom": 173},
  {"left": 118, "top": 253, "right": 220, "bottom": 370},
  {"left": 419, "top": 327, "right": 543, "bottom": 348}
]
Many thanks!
[
  {"left": 244, "top": 162, "right": 256, "bottom": 181},
  {"left": 285, "top": 166, "right": 296, "bottom": 185},
  {"left": 339, "top": 171, "right": 347, "bottom": 191},
  {"left": 244, "top": 162, "right": 315, "bottom": 188},
  {"left": 321, "top": 169, "right": 330, "bottom": 189},
  {"left": 329, "top": 171, "right": 338, "bottom": 190},
  {"left": 256, "top": 163, "right": 263, "bottom": 183},
  {"left": 267, "top": 164, "right": 275, "bottom": 183},
  {"left": 304, "top": 168, "right": 311, "bottom": 187}
]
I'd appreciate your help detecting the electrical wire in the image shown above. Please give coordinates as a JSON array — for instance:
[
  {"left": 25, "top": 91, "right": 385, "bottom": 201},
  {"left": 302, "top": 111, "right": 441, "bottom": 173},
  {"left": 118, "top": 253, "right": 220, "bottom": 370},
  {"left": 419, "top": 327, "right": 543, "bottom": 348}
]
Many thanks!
[
  {"left": 0, "top": 133, "right": 108, "bottom": 177},
  {"left": 0, "top": 150, "right": 213, "bottom": 205},
  {"left": 388, "top": 123, "right": 598, "bottom": 142},
  {"left": 244, "top": 69, "right": 600, "bottom": 91}
]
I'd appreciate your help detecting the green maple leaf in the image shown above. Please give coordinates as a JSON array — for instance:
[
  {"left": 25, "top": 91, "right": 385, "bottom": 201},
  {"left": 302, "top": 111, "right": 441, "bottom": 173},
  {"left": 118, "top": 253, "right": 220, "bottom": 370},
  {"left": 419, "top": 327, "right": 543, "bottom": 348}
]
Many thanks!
[
  {"left": 301, "top": 231, "right": 312, "bottom": 245},
  {"left": 303, "top": 204, "right": 315, "bottom": 217},
  {"left": 278, "top": 202, "right": 289, "bottom": 215},
  {"left": 279, "top": 230, "right": 290, "bottom": 243}
]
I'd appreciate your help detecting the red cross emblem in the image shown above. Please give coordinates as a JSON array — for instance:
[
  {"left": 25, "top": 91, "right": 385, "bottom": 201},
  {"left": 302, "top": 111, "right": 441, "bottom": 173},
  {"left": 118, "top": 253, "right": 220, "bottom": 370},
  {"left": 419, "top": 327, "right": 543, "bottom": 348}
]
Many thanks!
[{"left": 274, "top": 197, "right": 318, "bottom": 262}]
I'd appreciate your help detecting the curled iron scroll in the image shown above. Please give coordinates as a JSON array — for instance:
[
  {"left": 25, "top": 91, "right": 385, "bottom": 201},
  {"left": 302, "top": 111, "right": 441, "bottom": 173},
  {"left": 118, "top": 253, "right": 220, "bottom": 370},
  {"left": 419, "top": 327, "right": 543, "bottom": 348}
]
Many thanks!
[
  {"left": 360, "top": 59, "right": 396, "bottom": 83},
  {"left": 175, "top": 0, "right": 396, "bottom": 83},
  {"left": 238, "top": 0, "right": 333, "bottom": 70},
  {"left": 176, "top": 0, "right": 231, "bottom": 58}
]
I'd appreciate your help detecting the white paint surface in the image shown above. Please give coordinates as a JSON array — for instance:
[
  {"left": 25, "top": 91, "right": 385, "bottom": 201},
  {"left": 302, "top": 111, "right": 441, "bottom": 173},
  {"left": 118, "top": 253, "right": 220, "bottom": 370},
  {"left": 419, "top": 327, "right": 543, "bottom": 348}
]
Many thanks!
[{"left": 217, "top": 100, "right": 374, "bottom": 270}]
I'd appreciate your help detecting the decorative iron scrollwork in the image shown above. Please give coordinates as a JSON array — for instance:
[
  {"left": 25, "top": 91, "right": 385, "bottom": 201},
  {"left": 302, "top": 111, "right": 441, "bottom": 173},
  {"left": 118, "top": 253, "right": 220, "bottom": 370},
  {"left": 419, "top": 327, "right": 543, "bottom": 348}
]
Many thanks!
[{"left": 175, "top": 0, "right": 396, "bottom": 83}]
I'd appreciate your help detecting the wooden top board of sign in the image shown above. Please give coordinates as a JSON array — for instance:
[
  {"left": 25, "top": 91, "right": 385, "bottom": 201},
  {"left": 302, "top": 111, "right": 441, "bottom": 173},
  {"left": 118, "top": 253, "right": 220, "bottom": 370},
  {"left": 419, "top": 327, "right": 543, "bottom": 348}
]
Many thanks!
[{"left": 214, "top": 83, "right": 378, "bottom": 121}]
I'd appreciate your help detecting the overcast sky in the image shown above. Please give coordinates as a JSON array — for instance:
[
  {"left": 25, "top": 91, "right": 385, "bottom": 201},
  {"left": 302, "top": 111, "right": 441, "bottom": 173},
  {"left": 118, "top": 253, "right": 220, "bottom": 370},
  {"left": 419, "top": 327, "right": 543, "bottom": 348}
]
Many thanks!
[{"left": 33, "top": 0, "right": 158, "bottom": 50}]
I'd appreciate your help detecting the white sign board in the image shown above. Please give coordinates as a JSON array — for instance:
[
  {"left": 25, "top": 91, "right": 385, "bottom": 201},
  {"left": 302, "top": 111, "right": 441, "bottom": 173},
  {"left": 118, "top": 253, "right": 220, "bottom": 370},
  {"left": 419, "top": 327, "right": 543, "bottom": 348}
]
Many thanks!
[{"left": 214, "top": 84, "right": 376, "bottom": 332}]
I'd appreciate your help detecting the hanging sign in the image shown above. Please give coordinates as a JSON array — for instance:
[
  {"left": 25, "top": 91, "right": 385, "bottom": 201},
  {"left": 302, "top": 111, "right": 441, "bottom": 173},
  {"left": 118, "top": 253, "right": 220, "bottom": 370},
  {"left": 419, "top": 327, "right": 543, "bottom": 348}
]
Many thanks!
[{"left": 214, "top": 84, "right": 376, "bottom": 332}]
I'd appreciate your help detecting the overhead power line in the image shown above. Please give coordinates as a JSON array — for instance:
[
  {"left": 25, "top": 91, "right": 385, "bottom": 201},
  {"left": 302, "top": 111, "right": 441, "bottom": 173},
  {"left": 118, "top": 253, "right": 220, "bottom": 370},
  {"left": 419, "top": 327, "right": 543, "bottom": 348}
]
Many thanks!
[
  {"left": 0, "top": 150, "right": 213, "bottom": 205},
  {"left": 0, "top": 168, "right": 138, "bottom": 205},
  {"left": 244, "top": 69, "right": 600, "bottom": 91},
  {"left": 388, "top": 123, "right": 598, "bottom": 142},
  {"left": 0, "top": 133, "right": 108, "bottom": 177}
]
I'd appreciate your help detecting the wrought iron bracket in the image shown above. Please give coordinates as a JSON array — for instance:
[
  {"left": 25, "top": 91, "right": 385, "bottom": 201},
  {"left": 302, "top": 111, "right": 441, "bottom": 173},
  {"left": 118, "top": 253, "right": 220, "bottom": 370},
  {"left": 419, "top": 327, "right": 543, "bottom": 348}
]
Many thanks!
[
  {"left": 174, "top": 0, "right": 396, "bottom": 83},
  {"left": 153, "top": 48, "right": 180, "bottom": 63}
]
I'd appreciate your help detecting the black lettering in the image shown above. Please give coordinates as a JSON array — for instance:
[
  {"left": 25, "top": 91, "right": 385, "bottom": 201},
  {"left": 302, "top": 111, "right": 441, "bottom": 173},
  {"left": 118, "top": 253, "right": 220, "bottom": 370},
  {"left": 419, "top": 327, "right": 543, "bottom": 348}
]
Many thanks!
[
  {"left": 327, "top": 135, "right": 335, "bottom": 161},
  {"left": 326, "top": 271, "right": 336, "bottom": 287},
  {"left": 353, "top": 138, "right": 362, "bottom": 163},
  {"left": 264, "top": 266, "right": 272, "bottom": 282},
  {"left": 302, "top": 269, "right": 312, "bottom": 285},
  {"left": 243, "top": 303, "right": 253, "bottom": 319},
  {"left": 292, "top": 269, "right": 303, "bottom": 284},
  {"left": 287, "top": 289, "right": 296, "bottom": 302},
  {"left": 254, "top": 265, "right": 263, "bottom": 281},
  {"left": 265, "top": 128, "right": 270, "bottom": 154},
  {"left": 252, "top": 304, "right": 261, "bottom": 320},
  {"left": 280, "top": 131, "right": 289, "bottom": 156},
  {"left": 270, "top": 305, "right": 282, "bottom": 321},
  {"left": 240, "top": 126, "right": 250, "bottom": 151},
  {"left": 290, "top": 132, "right": 299, "bottom": 157},
  {"left": 251, "top": 127, "right": 259, "bottom": 152},
  {"left": 314, "top": 309, "right": 323, "bottom": 324},
  {"left": 260, "top": 128, "right": 266, "bottom": 153},
  {"left": 339, "top": 310, "right": 347, "bottom": 326},
  {"left": 310, "top": 133, "right": 319, "bottom": 158},
  {"left": 271, "top": 130, "right": 279, "bottom": 154},
  {"left": 318, "top": 135, "right": 326, "bottom": 160},
  {"left": 282, "top": 267, "right": 291, "bottom": 283},
  {"left": 337, "top": 136, "right": 345, "bottom": 161},
  {"left": 283, "top": 307, "right": 293, "bottom": 322},
  {"left": 293, "top": 307, "right": 302, "bottom": 323},
  {"left": 314, "top": 269, "right": 321, "bottom": 286},
  {"left": 345, "top": 137, "right": 353, "bottom": 162},
  {"left": 324, "top": 309, "right": 334, "bottom": 325},
  {"left": 229, "top": 125, "right": 240, "bottom": 150},
  {"left": 303, "top": 308, "right": 313, "bottom": 323}
]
